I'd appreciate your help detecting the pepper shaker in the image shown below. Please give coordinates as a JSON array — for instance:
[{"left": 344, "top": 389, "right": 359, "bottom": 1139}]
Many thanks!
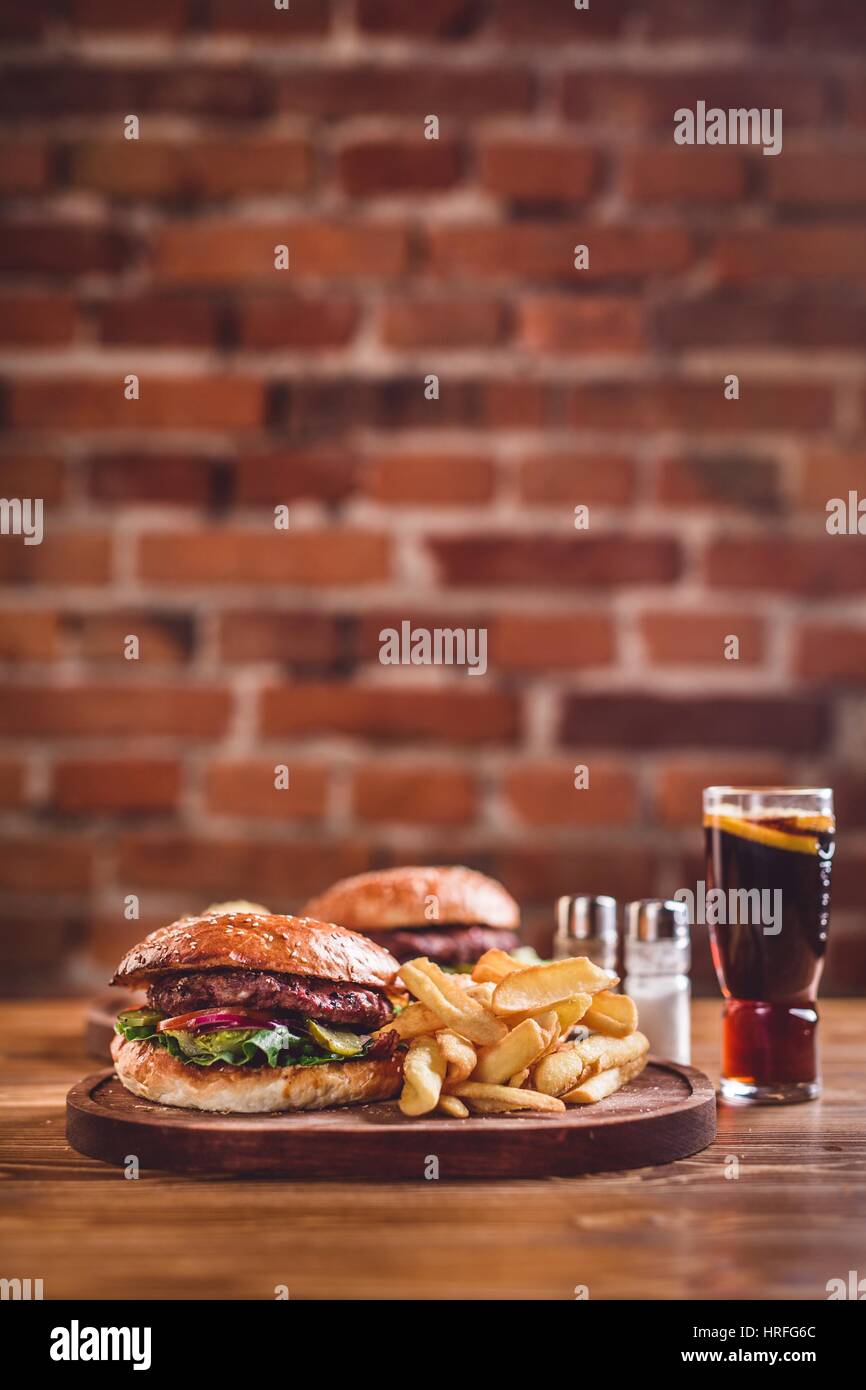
[{"left": 553, "top": 895, "right": 618, "bottom": 974}]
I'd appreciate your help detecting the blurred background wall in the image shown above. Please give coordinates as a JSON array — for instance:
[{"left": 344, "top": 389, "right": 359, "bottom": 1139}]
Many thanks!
[{"left": 1, "top": 0, "right": 865, "bottom": 996}]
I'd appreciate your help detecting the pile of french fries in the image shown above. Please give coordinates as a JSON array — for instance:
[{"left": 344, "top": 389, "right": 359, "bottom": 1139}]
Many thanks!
[{"left": 379, "top": 948, "right": 649, "bottom": 1119}]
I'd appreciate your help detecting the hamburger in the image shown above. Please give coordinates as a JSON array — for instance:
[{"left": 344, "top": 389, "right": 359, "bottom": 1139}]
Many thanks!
[
  {"left": 110, "top": 910, "right": 403, "bottom": 1113},
  {"left": 304, "top": 865, "right": 521, "bottom": 970}
]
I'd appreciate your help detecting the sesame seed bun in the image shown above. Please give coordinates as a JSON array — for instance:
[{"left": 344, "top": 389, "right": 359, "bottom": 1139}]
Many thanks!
[
  {"left": 303, "top": 865, "right": 520, "bottom": 933},
  {"left": 111, "top": 911, "right": 400, "bottom": 990}
]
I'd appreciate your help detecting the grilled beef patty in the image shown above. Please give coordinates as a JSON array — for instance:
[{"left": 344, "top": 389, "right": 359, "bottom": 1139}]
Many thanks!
[
  {"left": 364, "top": 924, "right": 519, "bottom": 966},
  {"left": 148, "top": 969, "right": 394, "bottom": 1030}
]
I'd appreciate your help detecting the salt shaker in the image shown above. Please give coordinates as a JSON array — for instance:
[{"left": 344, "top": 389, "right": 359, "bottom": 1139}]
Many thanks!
[
  {"left": 623, "top": 899, "right": 691, "bottom": 1064},
  {"left": 553, "top": 895, "right": 618, "bottom": 974}
]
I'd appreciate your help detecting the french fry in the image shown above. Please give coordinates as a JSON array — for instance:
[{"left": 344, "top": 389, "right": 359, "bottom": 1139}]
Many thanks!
[
  {"left": 582, "top": 990, "right": 639, "bottom": 1039},
  {"left": 445, "top": 972, "right": 476, "bottom": 990},
  {"left": 437, "top": 1093, "right": 470, "bottom": 1119},
  {"left": 533, "top": 1031, "right": 650, "bottom": 1097},
  {"left": 556, "top": 993, "right": 592, "bottom": 1029},
  {"left": 436, "top": 1029, "right": 477, "bottom": 1084},
  {"left": 562, "top": 1067, "right": 626, "bottom": 1105},
  {"left": 532, "top": 1044, "right": 596, "bottom": 1097},
  {"left": 533, "top": 1010, "right": 563, "bottom": 1061},
  {"left": 512, "top": 995, "right": 591, "bottom": 1034},
  {"left": 451, "top": 1082, "right": 566, "bottom": 1114},
  {"left": 492, "top": 957, "right": 617, "bottom": 1016},
  {"left": 589, "top": 1030, "right": 649, "bottom": 1074},
  {"left": 400, "top": 958, "right": 507, "bottom": 1045},
  {"left": 471, "top": 948, "right": 526, "bottom": 985},
  {"left": 466, "top": 981, "right": 497, "bottom": 1008},
  {"left": 464, "top": 1097, "right": 564, "bottom": 1114},
  {"left": 552, "top": 994, "right": 592, "bottom": 1035},
  {"left": 399, "top": 1035, "right": 446, "bottom": 1117},
  {"left": 472, "top": 1018, "right": 549, "bottom": 1085},
  {"left": 376, "top": 999, "right": 442, "bottom": 1041},
  {"left": 391, "top": 951, "right": 648, "bottom": 1122},
  {"left": 561, "top": 1054, "right": 648, "bottom": 1105}
]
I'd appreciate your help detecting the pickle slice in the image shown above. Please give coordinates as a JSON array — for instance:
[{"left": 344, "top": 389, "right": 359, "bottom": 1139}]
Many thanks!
[
  {"left": 306, "top": 1020, "right": 366, "bottom": 1056},
  {"left": 115, "top": 1008, "right": 162, "bottom": 1039}
]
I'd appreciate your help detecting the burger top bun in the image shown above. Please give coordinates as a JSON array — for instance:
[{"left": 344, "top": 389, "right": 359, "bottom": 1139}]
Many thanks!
[
  {"left": 303, "top": 865, "right": 520, "bottom": 933},
  {"left": 111, "top": 911, "right": 401, "bottom": 990}
]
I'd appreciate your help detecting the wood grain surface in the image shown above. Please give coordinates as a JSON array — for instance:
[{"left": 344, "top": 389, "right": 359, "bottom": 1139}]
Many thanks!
[
  {"left": 66, "top": 1059, "right": 715, "bottom": 1179},
  {"left": 84, "top": 990, "right": 138, "bottom": 1061},
  {"left": 2, "top": 999, "right": 865, "bottom": 1300}
]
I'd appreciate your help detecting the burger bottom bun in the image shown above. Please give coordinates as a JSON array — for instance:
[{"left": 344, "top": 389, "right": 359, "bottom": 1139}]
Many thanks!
[{"left": 111, "top": 1035, "right": 403, "bottom": 1114}]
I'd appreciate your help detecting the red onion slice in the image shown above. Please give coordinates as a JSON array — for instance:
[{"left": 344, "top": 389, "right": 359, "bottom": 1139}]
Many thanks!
[{"left": 157, "top": 1008, "right": 278, "bottom": 1034}]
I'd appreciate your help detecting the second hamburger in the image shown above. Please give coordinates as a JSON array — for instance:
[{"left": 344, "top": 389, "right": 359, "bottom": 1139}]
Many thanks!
[{"left": 304, "top": 865, "right": 520, "bottom": 970}]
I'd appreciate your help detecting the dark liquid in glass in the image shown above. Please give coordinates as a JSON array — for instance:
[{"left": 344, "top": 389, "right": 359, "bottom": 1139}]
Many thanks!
[{"left": 704, "top": 813, "right": 834, "bottom": 1087}]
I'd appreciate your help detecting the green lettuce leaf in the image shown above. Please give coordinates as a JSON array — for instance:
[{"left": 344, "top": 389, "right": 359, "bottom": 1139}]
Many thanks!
[{"left": 114, "top": 1008, "right": 378, "bottom": 1069}]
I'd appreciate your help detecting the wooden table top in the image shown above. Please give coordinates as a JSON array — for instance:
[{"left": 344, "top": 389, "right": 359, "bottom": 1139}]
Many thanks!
[{"left": 1, "top": 998, "right": 864, "bottom": 1300}]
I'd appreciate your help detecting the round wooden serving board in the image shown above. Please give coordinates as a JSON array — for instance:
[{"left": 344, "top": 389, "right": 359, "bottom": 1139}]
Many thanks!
[{"left": 66, "top": 1059, "right": 716, "bottom": 1179}]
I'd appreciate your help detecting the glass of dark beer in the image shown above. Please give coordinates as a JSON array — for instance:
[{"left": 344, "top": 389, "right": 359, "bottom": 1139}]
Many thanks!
[{"left": 703, "top": 787, "right": 835, "bottom": 1104}]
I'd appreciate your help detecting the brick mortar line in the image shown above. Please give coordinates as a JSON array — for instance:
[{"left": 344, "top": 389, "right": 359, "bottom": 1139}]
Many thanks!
[
  {"left": 2, "top": 824, "right": 864, "bottom": 855},
  {"left": 6, "top": 120, "right": 866, "bottom": 149},
  {"left": 0, "top": 586, "right": 858, "bottom": 615},
  {"left": 0, "top": 504, "right": 842, "bottom": 531},
  {"left": 5, "top": 197, "right": 857, "bottom": 223},
  {"left": 0, "top": 671, "right": 839, "bottom": 699},
  {"left": 2, "top": 348, "right": 866, "bottom": 377},
  {"left": 2, "top": 350, "right": 861, "bottom": 373},
  {"left": 2, "top": 39, "right": 863, "bottom": 74}
]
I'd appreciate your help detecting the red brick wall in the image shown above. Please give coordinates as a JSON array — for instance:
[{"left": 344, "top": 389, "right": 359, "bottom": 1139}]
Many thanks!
[{"left": 1, "top": 1, "right": 865, "bottom": 994}]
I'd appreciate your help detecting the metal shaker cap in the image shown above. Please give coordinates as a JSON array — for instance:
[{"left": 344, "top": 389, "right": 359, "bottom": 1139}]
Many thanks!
[
  {"left": 556, "top": 895, "right": 618, "bottom": 942},
  {"left": 624, "top": 898, "right": 690, "bottom": 943}
]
